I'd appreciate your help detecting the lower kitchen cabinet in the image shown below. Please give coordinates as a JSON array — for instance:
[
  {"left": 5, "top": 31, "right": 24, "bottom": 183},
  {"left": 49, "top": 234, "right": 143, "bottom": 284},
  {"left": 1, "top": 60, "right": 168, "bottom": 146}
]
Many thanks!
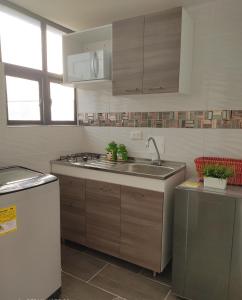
[
  {"left": 85, "top": 180, "right": 121, "bottom": 257},
  {"left": 56, "top": 174, "right": 169, "bottom": 272},
  {"left": 173, "top": 186, "right": 238, "bottom": 300},
  {"left": 58, "top": 175, "right": 86, "bottom": 244},
  {"left": 120, "top": 186, "right": 164, "bottom": 272}
]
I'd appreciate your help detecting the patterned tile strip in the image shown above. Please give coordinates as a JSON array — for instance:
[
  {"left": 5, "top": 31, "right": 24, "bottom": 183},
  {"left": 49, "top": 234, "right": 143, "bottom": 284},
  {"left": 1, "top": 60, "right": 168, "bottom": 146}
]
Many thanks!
[{"left": 78, "top": 110, "right": 242, "bottom": 129}]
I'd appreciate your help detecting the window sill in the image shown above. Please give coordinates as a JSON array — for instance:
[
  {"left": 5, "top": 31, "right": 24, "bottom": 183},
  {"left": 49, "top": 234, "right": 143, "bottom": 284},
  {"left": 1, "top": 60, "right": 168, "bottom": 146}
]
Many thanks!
[{"left": 7, "top": 124, "right": 79, "bottom": 128}]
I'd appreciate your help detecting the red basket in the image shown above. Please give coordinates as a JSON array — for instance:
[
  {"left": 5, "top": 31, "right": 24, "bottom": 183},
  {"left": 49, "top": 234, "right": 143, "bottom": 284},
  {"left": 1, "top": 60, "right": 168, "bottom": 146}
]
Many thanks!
[{"left": 194, "top": 157, "right": 242, "bottom": 186}]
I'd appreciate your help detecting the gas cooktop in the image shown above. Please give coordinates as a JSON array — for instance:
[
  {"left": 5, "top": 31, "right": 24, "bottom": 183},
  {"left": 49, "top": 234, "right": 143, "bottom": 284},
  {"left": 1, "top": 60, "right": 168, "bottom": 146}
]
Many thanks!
[{"left": 58, "top": 152, "right": 101, "bottom": 163}]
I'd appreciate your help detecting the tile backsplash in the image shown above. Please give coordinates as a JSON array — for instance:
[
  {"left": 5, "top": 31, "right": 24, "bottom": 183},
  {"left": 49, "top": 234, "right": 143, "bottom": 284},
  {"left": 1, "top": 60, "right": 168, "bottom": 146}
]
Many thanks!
[{"left": 79, "top": 110, "right": 242, "bottom": 129}]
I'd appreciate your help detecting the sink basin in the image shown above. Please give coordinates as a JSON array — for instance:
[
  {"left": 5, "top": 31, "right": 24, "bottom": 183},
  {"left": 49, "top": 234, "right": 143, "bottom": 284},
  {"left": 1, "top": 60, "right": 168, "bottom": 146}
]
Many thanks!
[
  {"left": 116, "top": 163, "right": 175, "bottom": 178},
  {"left": 60, "top": 157, "right": 185, "bottom": 180}
]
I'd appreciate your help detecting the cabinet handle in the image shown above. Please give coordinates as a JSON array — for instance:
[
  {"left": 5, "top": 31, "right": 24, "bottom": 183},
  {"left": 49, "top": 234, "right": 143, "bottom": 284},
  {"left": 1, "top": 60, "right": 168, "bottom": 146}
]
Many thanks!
[
  {"left": 125, "top": 88, "right": 140, "bottom": 93},
  {"left": 92, "top": 51, "right": 99, "bottom": 78},
  {"left": 148, "top": 87, "right": 165, "bottom": 91}
]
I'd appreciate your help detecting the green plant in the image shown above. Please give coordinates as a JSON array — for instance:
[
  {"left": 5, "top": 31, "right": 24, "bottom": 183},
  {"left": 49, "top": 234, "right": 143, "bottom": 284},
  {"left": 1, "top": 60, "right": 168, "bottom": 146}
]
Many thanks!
[
  {"left": 117, "top": 144, "right": 128, "bottom": 161},
  {"left": 105, "top": 141, "right": 117, "bottom": 152},
  {"left": 105, "top": 141, "right": 117, "bottom": 161},
  {"left": 203, "top": 164, "right": 234, "bottom": 180}
]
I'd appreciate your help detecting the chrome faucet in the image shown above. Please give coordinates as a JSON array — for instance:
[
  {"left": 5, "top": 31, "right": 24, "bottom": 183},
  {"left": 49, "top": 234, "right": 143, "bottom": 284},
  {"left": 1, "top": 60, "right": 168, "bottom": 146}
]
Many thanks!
[{"left": 146, "top": 137, "right": 162, "bottom": 166}]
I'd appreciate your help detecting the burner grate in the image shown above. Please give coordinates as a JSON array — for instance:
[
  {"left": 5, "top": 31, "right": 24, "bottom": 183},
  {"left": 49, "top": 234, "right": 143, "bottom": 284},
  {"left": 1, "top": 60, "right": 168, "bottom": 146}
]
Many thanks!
[{"left": 59, "top": 152, "right": 101, "bottom": 162}]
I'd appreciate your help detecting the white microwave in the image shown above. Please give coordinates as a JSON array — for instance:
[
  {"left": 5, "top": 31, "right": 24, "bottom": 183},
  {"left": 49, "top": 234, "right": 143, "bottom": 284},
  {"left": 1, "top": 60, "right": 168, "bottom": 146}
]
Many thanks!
[{"left": 67, "top": 49, "right": 111, "bottom": 82}]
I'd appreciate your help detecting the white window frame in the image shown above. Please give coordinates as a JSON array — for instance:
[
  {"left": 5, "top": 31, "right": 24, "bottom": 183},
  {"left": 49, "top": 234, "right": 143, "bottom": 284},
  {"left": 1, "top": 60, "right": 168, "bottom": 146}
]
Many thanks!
[{"left": 0, "top": 0, "right": 77, "bottom": 125}]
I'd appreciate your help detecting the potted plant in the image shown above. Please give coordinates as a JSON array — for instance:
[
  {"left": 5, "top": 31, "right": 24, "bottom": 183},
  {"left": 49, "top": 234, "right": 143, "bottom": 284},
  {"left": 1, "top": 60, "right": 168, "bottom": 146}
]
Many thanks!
[
  {"left": 105, "top": 141, "right": 117, "bottom": 161},
  {"left": 202, "top": 164, "right": 234, "bottom": 190},
  {"left": 117, "top": 144, "right": 128, "bottom": 162}
]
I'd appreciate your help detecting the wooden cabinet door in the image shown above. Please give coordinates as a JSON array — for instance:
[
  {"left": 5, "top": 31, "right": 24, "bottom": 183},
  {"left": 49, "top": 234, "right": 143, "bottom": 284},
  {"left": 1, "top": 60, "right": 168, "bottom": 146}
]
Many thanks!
[
  {"left": 86, "top": 180, "right": 121, "bottom": 257},
  {"left": 58, "top": 175, "right": 86, "bottom": 244},
  {"left": 112, "top": 16, "right": 144, "bottom": 95},
  {"left": 120, "top": 186, "right": 163, "bottom": 272},
  {"left": 143, "top": 7, "right": 182, "bottom": 94}
]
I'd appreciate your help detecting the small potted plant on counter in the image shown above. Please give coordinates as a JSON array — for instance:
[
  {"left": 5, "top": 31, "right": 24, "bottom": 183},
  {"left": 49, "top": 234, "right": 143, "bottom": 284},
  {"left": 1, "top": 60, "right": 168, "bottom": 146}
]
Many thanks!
[
  {"left": 117, "top": 144, "right": 128, "bottom": 162},
  {"left": 203, "top": 164, "right": 234, "bottom": 190},
  {"left": 105, "top": 141, "right": 117, "bottom": 161}
]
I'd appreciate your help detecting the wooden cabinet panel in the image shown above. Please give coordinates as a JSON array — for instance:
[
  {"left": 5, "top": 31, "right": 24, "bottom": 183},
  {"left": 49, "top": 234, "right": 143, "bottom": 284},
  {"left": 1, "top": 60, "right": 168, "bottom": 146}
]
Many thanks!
[
  {"left": 143, "top": 7, "right": 182, "bottom": 94},
  {"left": 86, "top": 180, "right": 121, "bottom": 257},
  {"left": 112, "top": 16, "right": 144, "bottom": 95},
  {"left": 58, "top": 175, "right": 86, "bottom": 244},
  {"left": 120, "top": 186, "right": 164, "bottom": 272}
]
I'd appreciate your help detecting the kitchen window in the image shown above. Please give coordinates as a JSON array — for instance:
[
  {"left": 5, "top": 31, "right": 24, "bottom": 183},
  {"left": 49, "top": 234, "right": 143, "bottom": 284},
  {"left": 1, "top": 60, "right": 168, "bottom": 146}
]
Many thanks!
[{"left": 0, "top": 3, "right": 76, "bottom": 125}]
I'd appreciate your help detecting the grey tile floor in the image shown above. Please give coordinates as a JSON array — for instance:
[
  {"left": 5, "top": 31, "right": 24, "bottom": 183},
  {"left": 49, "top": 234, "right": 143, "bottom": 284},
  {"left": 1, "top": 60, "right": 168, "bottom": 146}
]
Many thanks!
[{"left": 60, "top": 241, "right": 180, "bottom": 300}]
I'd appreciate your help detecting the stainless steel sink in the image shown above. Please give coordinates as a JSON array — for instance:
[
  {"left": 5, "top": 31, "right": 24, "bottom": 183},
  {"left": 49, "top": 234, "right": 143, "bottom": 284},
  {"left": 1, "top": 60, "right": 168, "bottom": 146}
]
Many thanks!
[
  {"left": 84, "top": 160, "right": 118, "bottom": 170},
  {"left": 57, "top": 156, "right": 186, "bottom": 180},
  {"left": 116, "top": 163, "right": 175, "bottom": 177}
]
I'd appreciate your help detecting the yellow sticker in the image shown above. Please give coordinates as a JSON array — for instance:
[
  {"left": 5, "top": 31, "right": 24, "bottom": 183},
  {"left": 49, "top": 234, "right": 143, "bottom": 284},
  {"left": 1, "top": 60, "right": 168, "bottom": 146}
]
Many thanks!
[
  {"left": 0, "top": 205, "right": 17, "bottom": 236},
  {"left": 181, "top": 181, "right": 202, "bottom": 188}
]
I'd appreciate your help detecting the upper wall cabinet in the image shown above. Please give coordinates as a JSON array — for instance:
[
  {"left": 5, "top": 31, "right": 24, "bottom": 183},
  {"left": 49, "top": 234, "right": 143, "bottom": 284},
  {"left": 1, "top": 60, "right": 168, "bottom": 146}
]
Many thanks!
[
  {"left": 143, "top": 7, "right": 182, "bottom": 94},
  {"left": 112, "top": 16, "right": 144, "bottom": 95},
  {"left": 112, "top": 7, "right": 193, "bottom": 95},
  {"left": 62, "top": 25, "right": 112, "bottom": 88}
]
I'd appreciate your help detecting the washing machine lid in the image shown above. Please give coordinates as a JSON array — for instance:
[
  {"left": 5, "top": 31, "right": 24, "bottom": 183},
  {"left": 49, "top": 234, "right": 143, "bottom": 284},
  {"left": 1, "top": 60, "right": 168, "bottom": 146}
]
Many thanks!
[{"left": 0, "top": 166, "right": 57, "bottom": 195}]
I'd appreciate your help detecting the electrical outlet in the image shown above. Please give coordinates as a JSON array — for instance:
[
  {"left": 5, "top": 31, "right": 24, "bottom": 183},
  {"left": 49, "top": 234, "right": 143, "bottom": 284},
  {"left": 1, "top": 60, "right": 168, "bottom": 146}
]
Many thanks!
[{"left": 130, "top": 130, "right": 143, "bottom": 140}]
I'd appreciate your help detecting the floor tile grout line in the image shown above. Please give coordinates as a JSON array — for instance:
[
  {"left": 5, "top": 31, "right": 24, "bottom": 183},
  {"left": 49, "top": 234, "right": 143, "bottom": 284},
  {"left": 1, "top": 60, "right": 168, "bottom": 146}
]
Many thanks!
[
  {"left": 62, "top": 270, "right": 119, "bottom": 298},
  {"left": 164, "top": 289, "right": 172, "bottom": 300},
  {"left": 140, "top": 275, "right": 171, "bottom": 288},
  {"left": 108, "top": 263, "right": 171, "bottom": 288},
  {"left": 88, "top": 281, "right": 121, "bottom": 299},
  {"left": 62, "top": 270, "right": 87, "bottom": 284},
  {"left": 138, "top": 269, "right": 171, "bottom": 288},
  {"left": 86, "top": 262, "right": 109, "bottom": 283},
  {"left": 63, "top": 246, "right": 171, "bottom": 291}
]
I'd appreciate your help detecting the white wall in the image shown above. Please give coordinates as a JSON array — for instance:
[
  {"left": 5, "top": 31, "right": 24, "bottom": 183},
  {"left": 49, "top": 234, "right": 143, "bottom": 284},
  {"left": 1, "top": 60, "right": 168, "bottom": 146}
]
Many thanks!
[
  {"left": 77, "top": 0, "right": 242, "bottom": 176},
  {"left": 1, "top": 0, "right": 242, "bottom": 176},
  {"left": 0, "top": 64, "right": 83, "bottom": 172}
]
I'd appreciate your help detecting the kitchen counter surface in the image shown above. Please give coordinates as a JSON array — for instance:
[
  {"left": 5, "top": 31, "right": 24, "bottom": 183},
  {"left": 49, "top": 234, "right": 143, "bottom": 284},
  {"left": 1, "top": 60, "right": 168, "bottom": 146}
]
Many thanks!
[
  {"left": 51, "top": 156, "right": 186, "bottom": 180},
  {"left": 177, "top": 178, "right": 242, "bottom": 199}
]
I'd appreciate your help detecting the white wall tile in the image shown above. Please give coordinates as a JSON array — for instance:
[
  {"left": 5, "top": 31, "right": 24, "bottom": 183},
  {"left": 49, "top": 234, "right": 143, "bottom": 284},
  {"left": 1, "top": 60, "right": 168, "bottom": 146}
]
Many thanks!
[
  {"left": 1, "top": 0, "right": 242, "bottom": 176},
  {"left": 76, "top": 0, "right": 242, "bottom": 178},
  {"left": 0, "top": 64, "right": 83, "bottom": 172}
]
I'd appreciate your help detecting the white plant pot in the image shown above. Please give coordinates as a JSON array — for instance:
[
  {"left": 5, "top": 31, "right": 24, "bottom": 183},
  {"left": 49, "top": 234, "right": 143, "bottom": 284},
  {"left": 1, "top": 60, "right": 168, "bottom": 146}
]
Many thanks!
[{"left": 204, "top": 177, "right": 227, "bottom": 190}]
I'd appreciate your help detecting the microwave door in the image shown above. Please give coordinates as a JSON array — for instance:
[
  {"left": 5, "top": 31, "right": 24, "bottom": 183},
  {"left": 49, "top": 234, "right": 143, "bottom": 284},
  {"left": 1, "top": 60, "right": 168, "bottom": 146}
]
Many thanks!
[
  {"left": 68, "top": 52, "right": 91, "bottom": 81},
  {"left": 91, "top": 52, "right": 99, "bottom": 79}
]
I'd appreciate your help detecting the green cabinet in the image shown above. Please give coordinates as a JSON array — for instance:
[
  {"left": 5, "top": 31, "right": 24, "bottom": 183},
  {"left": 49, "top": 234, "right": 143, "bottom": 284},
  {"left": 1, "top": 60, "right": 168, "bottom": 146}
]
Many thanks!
[
  {"left": 173, "top": 186, "right": 239, "bottom": 300},
  {"left": 228, "top": 199, "right": 242, "bottom": 300}
]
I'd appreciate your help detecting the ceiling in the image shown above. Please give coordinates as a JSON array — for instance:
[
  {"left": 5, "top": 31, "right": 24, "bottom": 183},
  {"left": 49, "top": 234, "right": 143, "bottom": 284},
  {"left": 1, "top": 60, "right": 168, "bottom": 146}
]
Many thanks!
[{"left": 9, "top": 0, "right": 211, "bottom": 30}]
